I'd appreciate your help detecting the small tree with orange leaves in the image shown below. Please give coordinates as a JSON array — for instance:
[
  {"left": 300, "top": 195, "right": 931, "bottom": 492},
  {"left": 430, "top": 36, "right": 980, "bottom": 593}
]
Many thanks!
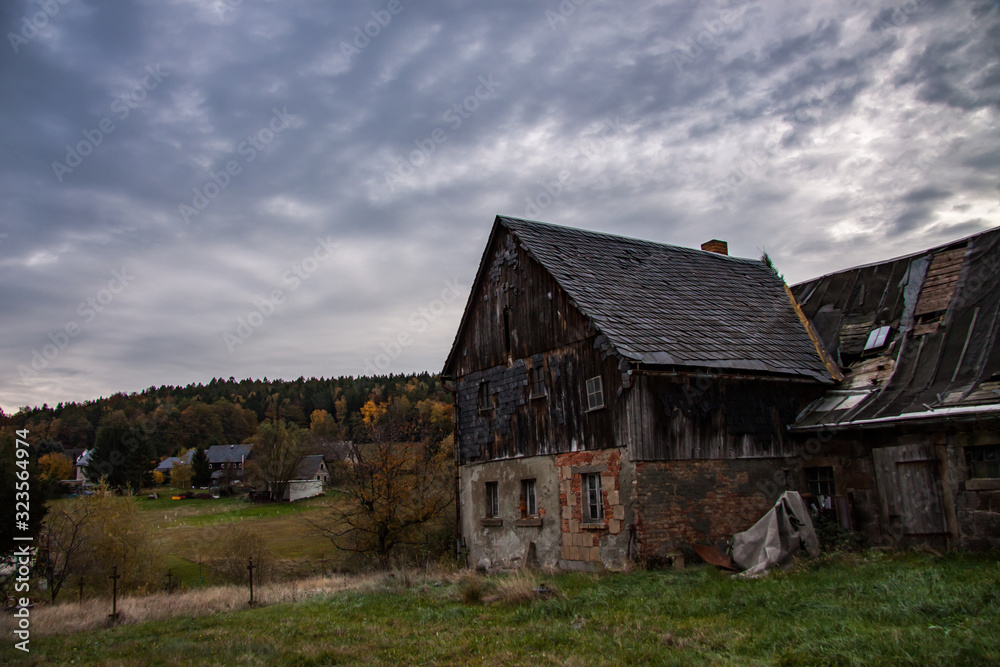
[{"left": 310, "top": 398, "right": 453, "bottom": 567}]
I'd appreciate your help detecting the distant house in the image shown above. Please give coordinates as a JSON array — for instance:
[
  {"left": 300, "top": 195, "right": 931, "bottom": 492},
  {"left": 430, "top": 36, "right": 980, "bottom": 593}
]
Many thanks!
[
  {"left": 442, "top": 217, "right": 835, "bottom": 571},
  {"left": 155, "top": 456, "right": 183, "bottom": 478},
  {"left": 74, "top": 449, "right": 92, "bottom": 483},
  {"left": 205, "top": 444, "right": 253, "bottom": 485},
  {"left": 281, "top": 454, "right": 330, "bottom": 501}
]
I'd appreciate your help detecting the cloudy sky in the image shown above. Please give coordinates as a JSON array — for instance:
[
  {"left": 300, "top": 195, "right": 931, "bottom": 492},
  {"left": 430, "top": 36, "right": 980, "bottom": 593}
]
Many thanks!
[{"left": 1, "top": 0, "right": 998, "bottom": 413}]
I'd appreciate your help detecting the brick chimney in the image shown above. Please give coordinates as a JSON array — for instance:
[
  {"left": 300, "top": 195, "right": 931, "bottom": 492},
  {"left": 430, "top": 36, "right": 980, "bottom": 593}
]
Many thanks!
[{"left": 701, "top": 239, "right": 728, "bottom": 255}]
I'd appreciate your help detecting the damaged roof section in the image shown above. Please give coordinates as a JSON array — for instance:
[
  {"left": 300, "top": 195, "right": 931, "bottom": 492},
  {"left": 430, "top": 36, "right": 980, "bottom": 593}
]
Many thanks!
[
  {"left": 792, "top": 226, "right": 1000, "bottom": 429},
  {"left": 496, "top": 217, "right": 832, "bottom": 382}
]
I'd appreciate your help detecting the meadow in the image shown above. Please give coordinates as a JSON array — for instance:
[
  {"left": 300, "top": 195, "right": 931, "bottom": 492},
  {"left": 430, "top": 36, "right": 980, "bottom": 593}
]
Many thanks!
[{"left": 3, "top": 550, "right": 997, "bottom": 666}]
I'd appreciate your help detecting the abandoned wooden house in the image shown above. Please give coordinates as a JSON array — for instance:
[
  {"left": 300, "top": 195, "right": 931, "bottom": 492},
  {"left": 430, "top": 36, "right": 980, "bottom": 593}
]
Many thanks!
[
  {"left": 789, "top": 226, "right": 1000, "bottom": 552},
  {"left": 443, "top": 217, "right": 1000, "bottom": 570},
  {"left": 441, "top": 216, "right": 838, "bottom": 570}
]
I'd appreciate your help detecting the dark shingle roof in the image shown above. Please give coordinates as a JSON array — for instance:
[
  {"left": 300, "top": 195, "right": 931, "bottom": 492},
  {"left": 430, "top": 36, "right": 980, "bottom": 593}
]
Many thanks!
[
  {"left": 791, "top": 225, "right": 1000, "bottom": 429},
  {"left": 293, "top": 455, "right": 326, "bottom": 480},
  {"left": 498, "top": 217, "right": 831, "bottom": 381},
  {"left": 205, "top": 444, "right": 253, "bottom": 464}
]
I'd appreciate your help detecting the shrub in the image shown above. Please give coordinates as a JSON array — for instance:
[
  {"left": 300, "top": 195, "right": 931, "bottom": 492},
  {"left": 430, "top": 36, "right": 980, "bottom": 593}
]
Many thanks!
[
  {"left": 459, "top": 573, "right": 485, "bottom": 605},
  {"left": 210, "top": 523, "right": 276, "bottom": 584}
]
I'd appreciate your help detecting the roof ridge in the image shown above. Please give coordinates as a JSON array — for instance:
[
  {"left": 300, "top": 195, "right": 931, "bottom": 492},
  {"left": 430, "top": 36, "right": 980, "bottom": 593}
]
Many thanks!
[
  {"left": 791, "top": 225, "right": 1000, "bottom": 287},
  {"left": 498, "top": 216, "right": 762, "bottom": 266}
]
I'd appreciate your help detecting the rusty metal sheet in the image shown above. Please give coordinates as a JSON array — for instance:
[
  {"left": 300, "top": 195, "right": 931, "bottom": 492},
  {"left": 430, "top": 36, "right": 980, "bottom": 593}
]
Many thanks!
[{"left": 692, "top": 543, "right": 737, "bottom": 570}]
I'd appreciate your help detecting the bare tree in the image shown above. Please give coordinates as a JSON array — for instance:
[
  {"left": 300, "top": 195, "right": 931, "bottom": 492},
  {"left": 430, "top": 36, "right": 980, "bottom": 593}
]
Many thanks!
[
  {"left": 37, "top": 502, "right": 93, "bottom": 602},
  {"left": 309, "top": 400, "right": 453, "bottom": 567}
]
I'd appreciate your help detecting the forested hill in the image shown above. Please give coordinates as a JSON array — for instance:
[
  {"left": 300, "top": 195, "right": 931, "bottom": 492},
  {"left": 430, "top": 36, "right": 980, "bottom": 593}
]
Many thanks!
[{"left": 2, "top": 373, "right": 452, "bottom": 460}]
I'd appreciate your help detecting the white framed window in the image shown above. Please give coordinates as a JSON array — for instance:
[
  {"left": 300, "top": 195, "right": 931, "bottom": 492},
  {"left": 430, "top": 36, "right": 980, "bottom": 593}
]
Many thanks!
[
  {"left": 486, "top": 481, "right": 499, "bottom": 518},
  {"left": 586, "top": 376, "right": 604, "bottom": 411},
  {"left": 522, "top": 479, "right": 537, "bottom": 517},
  {"left": 582, "top": 473, "right": 603, "bottom": 522}
]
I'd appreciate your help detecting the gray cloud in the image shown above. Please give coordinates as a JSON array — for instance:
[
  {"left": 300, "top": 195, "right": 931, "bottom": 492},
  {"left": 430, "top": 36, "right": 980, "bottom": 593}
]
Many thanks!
[{"left": 2, "top": 0, "right": 999, "bottom": 411}]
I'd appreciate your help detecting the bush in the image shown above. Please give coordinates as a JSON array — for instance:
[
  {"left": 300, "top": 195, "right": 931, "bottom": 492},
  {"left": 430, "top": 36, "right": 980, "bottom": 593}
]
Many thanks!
[
  {"left": 814, "top": 513, "right": 865, "bottom": 553},
  {"left": 211, "top": 523, "right": 276, "bottom": 584},
  {"left": 459, "top": 573, "right": 485, "bottom": 605}
]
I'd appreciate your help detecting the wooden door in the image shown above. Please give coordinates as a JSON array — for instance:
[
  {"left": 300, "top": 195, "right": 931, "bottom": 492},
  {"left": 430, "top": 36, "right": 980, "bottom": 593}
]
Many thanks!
[{"left": 872, "top": 443, "right": 947, "bottom": 536}]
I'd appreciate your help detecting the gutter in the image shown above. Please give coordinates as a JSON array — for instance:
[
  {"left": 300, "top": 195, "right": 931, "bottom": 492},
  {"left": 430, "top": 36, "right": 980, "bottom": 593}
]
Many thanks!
[{"left": 790, "top": 403, "right": 1000, "bottom": 432}]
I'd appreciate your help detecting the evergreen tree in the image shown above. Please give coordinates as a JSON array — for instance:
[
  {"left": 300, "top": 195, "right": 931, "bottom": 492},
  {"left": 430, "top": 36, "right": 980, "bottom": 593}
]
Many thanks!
[
  {"left": 86, "top": 411, "right": 154, "bottom": 492},
  {"left": 191, "top": 447, "right": 212, "bottom": 488}
]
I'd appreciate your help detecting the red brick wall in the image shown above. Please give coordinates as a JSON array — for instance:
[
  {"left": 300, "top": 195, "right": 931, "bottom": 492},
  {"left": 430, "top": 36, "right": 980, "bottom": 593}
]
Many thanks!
[
  {"left": 635, "top": 459, "right": 782, "bottom": 560},
  {"left": 555, "top": 449, "right": 626, "bottom": 563}
]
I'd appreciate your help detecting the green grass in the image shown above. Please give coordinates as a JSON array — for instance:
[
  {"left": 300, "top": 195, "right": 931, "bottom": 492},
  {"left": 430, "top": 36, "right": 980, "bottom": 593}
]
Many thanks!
[{"left": 8, "top": 552, "right": 998, "bottom": 666}]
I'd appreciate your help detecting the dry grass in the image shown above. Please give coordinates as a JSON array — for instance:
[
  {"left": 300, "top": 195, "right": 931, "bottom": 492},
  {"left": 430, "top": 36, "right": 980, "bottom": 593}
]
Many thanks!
[
  {"left": 495, "top": 570, "right": 557, "bottom": 605},
  {"left": 4, "top": 566, "right": 472, "bottom": 639},
  {"left": 0, "top": 573, "right": 376, "bottom": 638}
]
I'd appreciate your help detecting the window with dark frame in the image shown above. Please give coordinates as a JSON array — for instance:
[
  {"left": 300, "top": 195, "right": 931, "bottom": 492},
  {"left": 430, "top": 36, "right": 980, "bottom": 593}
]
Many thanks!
[
  {"left": 805, "top": 467, "right": 835, "bottom": 510},
  {"left": 582, "top": 473, "right": 603, "bottom": 523},
  {"left": 968, "top": 445, "right": 1000, "bottom": 479},
  {"left": 522, "top": 479, "right": 537, "bottom": 518},
  {"left": 529, "top": 364, "right": 547, "bottom": 398},
  {"left": 478, "top": 381, "right": 491, "bottom": 413},
  {"left": 805, "top": 466, "right": 835, "bottom": 496},
  {"left": 486, "top": 481, "right": 499, "bottom": 518},
  {"left": 503, "top": 307, "right": 512, "bottom": 357},
  {"left": 585, "top": 376, "right": 604, "bottom": 411}
]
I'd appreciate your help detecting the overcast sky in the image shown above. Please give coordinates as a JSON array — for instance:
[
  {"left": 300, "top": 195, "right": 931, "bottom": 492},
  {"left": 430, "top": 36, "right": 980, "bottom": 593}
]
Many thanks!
[{"left": 1, "top": 0, "right": 998, "bottom": 413}]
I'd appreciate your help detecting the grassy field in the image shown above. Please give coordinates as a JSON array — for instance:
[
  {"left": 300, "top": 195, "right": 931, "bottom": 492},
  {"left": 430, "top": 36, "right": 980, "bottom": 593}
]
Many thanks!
[
  {"left": 45, "top": 489, "right": 345, "bottom": 590},
  {"left": 5, "top": 551, "right": 998, "bottom": 666}
]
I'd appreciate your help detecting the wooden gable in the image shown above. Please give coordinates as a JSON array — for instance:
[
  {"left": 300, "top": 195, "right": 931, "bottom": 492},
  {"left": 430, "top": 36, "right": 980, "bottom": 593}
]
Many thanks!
[{"left": 444, "top": 223, "right": 596, "bottom": 378}]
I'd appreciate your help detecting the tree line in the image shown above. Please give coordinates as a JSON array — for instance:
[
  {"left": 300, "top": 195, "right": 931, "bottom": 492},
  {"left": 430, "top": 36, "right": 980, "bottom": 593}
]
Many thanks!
[{"left": 3, "top": 373, "right": 452, "bottom": 487}]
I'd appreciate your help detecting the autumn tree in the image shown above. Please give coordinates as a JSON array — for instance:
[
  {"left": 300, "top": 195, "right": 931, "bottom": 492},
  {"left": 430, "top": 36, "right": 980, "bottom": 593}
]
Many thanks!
[
  {"left": 79, "top": 482, "right": 161, "bottom": 594},
  {"left": 191, "top": 447, "right": 212, "bottom": 488},
  {"left": 37, "top": 481, "right": 160, "bottom": 599},
  {"left": 170, "top": 462, "right": 193, "bottom": 490},
  {"left": 38, "top": 452, "right": 74, "bottom": 481},
  {"left": 310, "top": 399, "right": 453, "bottom": 567},
  {"left": 248, "top": 419, "right": 310, "bottom": 501}
]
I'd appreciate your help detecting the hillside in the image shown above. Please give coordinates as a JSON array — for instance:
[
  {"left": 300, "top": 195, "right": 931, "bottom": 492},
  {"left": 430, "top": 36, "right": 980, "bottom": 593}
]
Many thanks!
[{"left": 3, "top": 373, "right": 452, "bottom": 461}]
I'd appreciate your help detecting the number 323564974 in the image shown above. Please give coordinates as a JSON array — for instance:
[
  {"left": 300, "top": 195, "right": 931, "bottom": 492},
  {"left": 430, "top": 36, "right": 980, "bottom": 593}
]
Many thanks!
[{"left": 15, "top": 434, "right": 31, "bottom": 524}]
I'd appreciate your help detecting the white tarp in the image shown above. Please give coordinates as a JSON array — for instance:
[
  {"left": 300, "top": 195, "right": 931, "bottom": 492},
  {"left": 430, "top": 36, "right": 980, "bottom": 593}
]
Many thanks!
[{"left": 731, "top": 491, "right": 820, "bottom": 577}]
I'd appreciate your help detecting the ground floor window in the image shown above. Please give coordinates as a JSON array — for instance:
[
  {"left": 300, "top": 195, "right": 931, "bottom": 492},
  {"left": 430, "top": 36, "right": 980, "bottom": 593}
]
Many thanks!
[
  {"left": 486, "top": 481, "right": 499, "bottom": 517},
  {"left": 522, "top": 479, "right": 537, "bottom": 517},
  {"left": 968, "top": 445, "right": 999, "bottom": 479},
  {"left": 805, "top": 466, "right": 835, "bottom": 510},
  {"left": 582, "top": 473, "right": 603, "bottom": 522}
]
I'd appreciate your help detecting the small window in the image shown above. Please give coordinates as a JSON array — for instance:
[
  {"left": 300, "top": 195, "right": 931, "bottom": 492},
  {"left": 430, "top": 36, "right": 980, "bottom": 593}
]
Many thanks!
[
  {"left": 586, "top": 376, "right": 604, "bottom": 411},
  {"left": 486, "top": 481, "right": 499, "bottom": 517},
  {"left": 503, "top": 307, "right": 512, "bottom": 357},
  {"left": 968, "top": 446, "right": 1000, "bottom": 479},
  {"left": 805, "top": 466, "right": 835, "bottom": 508},
  {"left": 582, "top": 473, "right": 604, "bottom": 523},
  {"left": 864, "top": 325, "right": 891, "bottom": 351},
  {"left": 522, "top": 479, "right": 537, "bottom": 518},
  {"left": 478, "top": 381, "right": 492, "bottom": 413},
  {"left": 529, "top": 364, "right": 547, "bottom": 398}
]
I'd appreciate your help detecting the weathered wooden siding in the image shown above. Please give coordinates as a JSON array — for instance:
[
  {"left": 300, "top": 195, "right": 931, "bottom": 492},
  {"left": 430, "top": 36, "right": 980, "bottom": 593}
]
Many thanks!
[
  {"left": 455, "top": 338, "right": 627, "bottom": 463},
  {"left": 628, "top": 374, "right": 819, "bottom": 460},
  {"left": 449, "top": 226, "right": 595, "bottom": 378}
]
